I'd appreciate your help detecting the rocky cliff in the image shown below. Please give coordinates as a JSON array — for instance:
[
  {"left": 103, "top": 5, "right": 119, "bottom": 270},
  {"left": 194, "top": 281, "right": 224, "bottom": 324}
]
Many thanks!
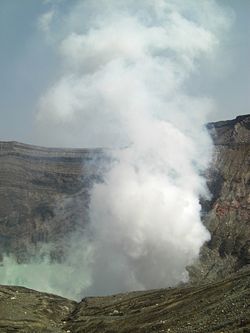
[
  {"left": 190, "top": 114, "right": 250, "bottom": 282},
  {"left": 0, "top": 114, "right": 249, "bottom": 332},
  {"left": 0, "top": 115, "right": 249, "bottom": 279},
  {"left": 0, "top": 142, "right": 104, "bottom": 262}
]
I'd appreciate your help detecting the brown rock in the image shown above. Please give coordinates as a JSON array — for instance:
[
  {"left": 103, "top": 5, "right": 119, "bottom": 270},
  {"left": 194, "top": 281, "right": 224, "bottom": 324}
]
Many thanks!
[{"left": 0, "top": 268, "right": 249, "bottom": 333}]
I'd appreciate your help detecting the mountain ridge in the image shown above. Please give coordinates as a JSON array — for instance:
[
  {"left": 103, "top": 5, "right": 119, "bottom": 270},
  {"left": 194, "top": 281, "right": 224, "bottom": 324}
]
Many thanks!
[{"left": 0, "top": 115, "right": 249, "bottom": 332}]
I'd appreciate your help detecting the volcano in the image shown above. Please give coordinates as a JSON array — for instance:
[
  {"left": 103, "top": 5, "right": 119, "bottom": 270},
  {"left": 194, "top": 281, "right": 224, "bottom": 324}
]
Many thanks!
[{"left": 0, "top": 114, "right": 249, "bottom": 332}]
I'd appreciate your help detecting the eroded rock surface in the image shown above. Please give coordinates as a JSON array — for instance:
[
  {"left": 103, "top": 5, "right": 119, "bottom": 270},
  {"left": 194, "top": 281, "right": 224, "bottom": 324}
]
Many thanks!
[
  {"left": 0, "top": 142, "right": 104, "bottom": 262},
  {"left": 190, "top": 115, "right": 250, "bottom": 282},
  {"left": 0, "top": 116, "right": 249, "bottom": 280},
  {"left": 0, "top": 284, "right": 75, "bottom": 332},
  {"left": 0, "top": 269, "right": 249, "bottom": 333},
  {"left": 0, "top": 115, "right": 249, "bottom": 332}
]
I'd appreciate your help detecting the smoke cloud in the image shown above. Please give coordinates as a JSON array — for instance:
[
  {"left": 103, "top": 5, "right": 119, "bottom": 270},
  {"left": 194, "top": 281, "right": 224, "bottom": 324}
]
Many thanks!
[{"left": 0, "top": 1, "right": 232, "bottom": 299}]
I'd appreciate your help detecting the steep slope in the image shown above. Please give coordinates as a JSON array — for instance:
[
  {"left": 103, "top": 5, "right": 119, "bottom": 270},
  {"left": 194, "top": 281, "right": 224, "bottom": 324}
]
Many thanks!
[
  {"left": 0, "top": 284, "right": 75, "bottom": 333},
  {"left": 190, "top": 114, "right": 250, "bottom": 282},
  {"left": 0, "top": 142, "right": 104, "bottom": 262},
  {"left": 0, "top": 114, "right": 249, "bottom": 278},
  {"left": 0, "top": 115, "right": 249, "bottom": 332},
  {"left": 0, "top": 268, "right": 249, "bottom": 332}
]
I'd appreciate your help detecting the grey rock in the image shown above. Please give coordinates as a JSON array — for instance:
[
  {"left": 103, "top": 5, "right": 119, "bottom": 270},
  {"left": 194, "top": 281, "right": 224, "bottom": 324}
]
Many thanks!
[
  {"left": 0, "top": 268, "right": 249, "bottom": 332},
  {"left": 190, "top": 114, "right": 250, "bottom": 282}
]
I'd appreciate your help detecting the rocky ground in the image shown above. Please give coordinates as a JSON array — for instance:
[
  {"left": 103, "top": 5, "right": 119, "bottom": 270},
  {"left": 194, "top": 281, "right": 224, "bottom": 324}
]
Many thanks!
[
  {"left": 0, "top": 268, "right": 249, "bottom": 332},
  {"left": 0, "top": 284, "right": 75, "bottom": 333},
  {"left": 0, "top": 114, "right": 249, "bottom": 332}
]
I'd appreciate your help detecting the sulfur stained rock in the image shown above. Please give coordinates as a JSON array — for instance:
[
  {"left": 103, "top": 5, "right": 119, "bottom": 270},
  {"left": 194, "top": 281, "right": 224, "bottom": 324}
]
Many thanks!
[
  {"left": 0, "top": 116, "right": 249, "bottom": 280},
  {"left": 190, "top": 114, "right": 250, "bottom": 283},
  {"left": 0, "top": 115, "right": 249, "bottom": 332}
]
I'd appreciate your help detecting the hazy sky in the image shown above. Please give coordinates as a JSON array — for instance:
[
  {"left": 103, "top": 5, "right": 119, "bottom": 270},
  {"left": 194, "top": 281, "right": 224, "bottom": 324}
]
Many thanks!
[{"left": 0, "top": 0, "right": 249, "bottom": 146}]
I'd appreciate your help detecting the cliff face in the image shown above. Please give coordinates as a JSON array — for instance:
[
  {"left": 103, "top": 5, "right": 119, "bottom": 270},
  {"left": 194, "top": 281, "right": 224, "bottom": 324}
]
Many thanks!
[
  {"left": 0, "top": 115, "right": 249, "bottom": 332},
  {"left": 0, "top": 115, "right": 249, "bottom": 277},
  {"left": 190, "top": 114, "right": 250, "bottom": 282},
  {"left": 0, "top": 142, "right": 104, "bottom": 262}
]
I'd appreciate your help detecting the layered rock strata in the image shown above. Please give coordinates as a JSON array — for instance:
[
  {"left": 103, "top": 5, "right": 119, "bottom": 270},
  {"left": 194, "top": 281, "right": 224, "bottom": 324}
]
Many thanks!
[
  {"left": 0, "top": 142, "right": 104, "bottom": 262},
  {"left": 0, "top": 114, "right": 249, "bottom": 279},
  {"left": 190, "top": 115, "right": 250, "bottom": 282}
]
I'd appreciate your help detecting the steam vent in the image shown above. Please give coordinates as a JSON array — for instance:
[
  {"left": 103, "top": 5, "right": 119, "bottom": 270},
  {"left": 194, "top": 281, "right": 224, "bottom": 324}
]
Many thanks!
[{"left": 0, "top": 115, "right": 249, "bottom": 332}]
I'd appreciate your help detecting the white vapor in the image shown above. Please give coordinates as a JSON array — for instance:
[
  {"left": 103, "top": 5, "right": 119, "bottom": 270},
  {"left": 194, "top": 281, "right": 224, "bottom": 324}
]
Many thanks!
[
  {"left": 38, "top": 10, "right": 55, "bottom": 33},
  {"left": 2, "top": 0, "right": 233, "bottom": 299}
]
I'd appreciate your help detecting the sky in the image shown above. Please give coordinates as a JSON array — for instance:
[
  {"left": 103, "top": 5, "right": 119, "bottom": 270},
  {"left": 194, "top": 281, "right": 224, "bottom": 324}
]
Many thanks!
[
  {"left": 0, "top": 0, "right": 249, "bottom": 299},
  {"left": 0, "top": 0, "right": 249, "bottom": 146}
]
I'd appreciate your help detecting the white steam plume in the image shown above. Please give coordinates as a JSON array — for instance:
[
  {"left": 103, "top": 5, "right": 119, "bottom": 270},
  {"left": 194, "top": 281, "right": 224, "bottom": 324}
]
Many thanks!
[
  {"left": 1, "top": 1, "right": 232, "bottom": 299},
  {"left": 38, "top": 0, "right": 230, "bottom": 296}
]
